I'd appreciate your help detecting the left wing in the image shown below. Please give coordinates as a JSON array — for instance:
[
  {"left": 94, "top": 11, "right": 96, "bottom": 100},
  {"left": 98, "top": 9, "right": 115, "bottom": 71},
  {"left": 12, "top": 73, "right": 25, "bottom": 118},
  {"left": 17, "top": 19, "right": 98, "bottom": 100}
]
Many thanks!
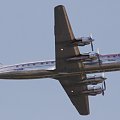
[
  {"left": 54, "top": 5, "right": 90, "bottom": 115},
  {"left": 58, "top": 76, "right": 90, "bottom": 115}
]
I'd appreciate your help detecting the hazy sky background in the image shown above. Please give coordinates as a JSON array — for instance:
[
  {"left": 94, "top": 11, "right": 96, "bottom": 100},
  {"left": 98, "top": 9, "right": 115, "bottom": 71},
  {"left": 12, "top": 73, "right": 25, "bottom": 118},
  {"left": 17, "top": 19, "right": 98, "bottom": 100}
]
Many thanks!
[{"left": 0, "top": 0, "right": 120, "bottom": 120}]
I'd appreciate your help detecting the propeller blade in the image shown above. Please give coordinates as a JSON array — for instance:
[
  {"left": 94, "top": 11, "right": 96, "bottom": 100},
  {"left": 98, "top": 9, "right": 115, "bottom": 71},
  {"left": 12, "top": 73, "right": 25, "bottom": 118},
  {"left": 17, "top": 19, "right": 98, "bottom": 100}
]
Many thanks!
[
  {"left": 102, "top": 90, "right": 104, "bottom": 96},
  {"left": 104, "top": 81, "right": 106, "bottom": 90},
  {"left": 91, "top": 41, "right": 94, "bottom": 51},
  {"left": 90, "top": 33, "right": 93, "bottom": 39},
  {"left": 97, "top": 48, "right": 100, "bottom": 54},
  {"left": 98, "top": 55, "right": 101, "bottom": 66},
  {"left": 102, "top": 84, "right": 105, "bottom": 96},
  {"left": 101, "top": 81, "right": 106, "bottom": 96},
  {"left": 89, "top": 33, "right": 94, "bottom": 51},
  {"left": 96, "top": 48, "right": 101, "bottom": 65}
]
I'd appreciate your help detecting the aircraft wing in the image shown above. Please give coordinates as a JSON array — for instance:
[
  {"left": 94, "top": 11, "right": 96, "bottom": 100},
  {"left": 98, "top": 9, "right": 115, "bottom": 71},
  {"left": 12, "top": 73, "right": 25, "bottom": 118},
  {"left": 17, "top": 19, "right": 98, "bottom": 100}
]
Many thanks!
[{"left": 54, "top": 5, "right": 90, "bottom": 115}]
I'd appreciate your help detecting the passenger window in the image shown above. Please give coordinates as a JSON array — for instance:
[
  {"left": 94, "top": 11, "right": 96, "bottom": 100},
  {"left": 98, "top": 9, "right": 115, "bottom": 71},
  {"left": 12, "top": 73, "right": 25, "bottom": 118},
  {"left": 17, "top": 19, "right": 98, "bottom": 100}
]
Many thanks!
[{"left": 33, "top": 63, "right": 35, "bottom": 66}]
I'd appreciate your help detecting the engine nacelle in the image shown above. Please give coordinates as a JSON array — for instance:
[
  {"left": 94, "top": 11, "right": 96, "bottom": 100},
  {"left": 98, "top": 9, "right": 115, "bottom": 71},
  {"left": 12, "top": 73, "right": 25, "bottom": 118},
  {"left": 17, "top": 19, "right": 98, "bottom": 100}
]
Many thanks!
[
  {"left": 79, "top": 75, "right": 107, "bottom": 85},
  {"left": 80, "top": 86, "right": 104, "bottom": 96},
  {"left": 67, "top": 52, "right": 98, "bottom": 62},
  {"left": 72, "top": 37, "right": 94, "bottom": 46}
]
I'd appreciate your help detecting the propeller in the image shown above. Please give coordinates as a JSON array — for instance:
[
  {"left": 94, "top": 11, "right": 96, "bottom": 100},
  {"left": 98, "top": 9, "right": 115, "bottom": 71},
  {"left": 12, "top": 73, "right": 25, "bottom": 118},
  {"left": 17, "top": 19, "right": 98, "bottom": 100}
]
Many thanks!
[
  {"left": 103, "top": 81, "right": 106, "bottom": 90},
  {"left": 101, "top": 72, "right": 106, "bottom": 96},
  {"left": 89, "top": 33, "right": 94, "bottom": 51},
  {"left": 101, "top": 80, "right": 106, "bottom": 96},
  {"left": 97, "top": 48, "right": 100, "bottom": 54},
  {"left": 96, "top": 48, "right": 101, "bottom": 66},
  {"left": 102, "top": 84, "right": 105, "bottom": 96},
  {"left": 102, "top": 72, "right": 106, "bottom": 90},
  {"left": 91, "top": 41, "right": 94, "bottom": 51}
]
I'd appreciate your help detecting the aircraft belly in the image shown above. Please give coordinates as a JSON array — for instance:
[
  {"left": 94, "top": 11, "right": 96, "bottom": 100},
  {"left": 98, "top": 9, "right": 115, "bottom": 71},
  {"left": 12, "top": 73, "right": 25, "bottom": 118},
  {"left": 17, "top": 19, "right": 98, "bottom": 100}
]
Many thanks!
[
  {"left": 53, "top": 62, "right": 120, "bottom": 78},
  {"left": 85, "top": 62, "right": 120, "bottom": 73},
  {"left": 0, "top": 62, "right": 120, "bottom": 79},
  {"left": 0, "top": 70, "right": 56, "bottom": 79}
]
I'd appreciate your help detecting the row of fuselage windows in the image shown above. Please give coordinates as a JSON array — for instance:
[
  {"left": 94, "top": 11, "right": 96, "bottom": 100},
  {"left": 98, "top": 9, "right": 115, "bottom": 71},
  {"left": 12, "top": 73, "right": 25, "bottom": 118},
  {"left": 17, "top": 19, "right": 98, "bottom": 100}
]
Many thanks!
[
  {"left": 0, "top": 61, "right": 56, "bottom": 71},
  {"left": 100, "top": 54, "right": 120, "bottom": 58},
  {"left": 15, "top": 61, "right": 55, "bottom": 68}
]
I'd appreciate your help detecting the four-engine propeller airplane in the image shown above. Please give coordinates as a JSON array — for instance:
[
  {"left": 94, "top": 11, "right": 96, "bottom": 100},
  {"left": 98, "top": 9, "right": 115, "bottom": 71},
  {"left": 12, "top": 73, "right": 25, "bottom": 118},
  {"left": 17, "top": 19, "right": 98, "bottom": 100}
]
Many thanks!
[{"left": 0, "top": 5, "right": 120, "bottom": 115}]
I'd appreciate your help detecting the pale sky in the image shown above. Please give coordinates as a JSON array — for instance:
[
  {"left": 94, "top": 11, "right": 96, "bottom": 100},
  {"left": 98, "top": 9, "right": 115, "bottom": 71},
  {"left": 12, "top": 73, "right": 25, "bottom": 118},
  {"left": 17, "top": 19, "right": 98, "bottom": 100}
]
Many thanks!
[{"left": 0, "top": 0, "right": 120, "bottom": 120}]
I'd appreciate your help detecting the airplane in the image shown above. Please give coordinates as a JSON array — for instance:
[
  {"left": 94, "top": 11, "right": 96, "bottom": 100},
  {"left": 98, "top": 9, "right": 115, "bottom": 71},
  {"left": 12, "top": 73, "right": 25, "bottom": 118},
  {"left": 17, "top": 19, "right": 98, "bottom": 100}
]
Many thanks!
[{"left": 0, "top": 5, "right": 120, "bottom": 115}]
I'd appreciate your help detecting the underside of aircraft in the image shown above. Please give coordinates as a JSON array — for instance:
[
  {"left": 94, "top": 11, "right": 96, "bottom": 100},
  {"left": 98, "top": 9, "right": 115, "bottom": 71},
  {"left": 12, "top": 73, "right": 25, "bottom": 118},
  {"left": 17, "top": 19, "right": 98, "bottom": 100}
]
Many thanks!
[{"left": 0, "top": 5, "right": 120, "bottom": 116}]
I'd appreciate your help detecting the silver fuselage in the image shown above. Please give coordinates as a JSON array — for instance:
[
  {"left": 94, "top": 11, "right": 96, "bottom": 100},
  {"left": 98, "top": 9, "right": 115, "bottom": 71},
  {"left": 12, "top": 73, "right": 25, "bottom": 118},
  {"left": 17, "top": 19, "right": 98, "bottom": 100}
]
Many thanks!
[{"left": 0, "top": 53, "right": 120, "bottom": 79}]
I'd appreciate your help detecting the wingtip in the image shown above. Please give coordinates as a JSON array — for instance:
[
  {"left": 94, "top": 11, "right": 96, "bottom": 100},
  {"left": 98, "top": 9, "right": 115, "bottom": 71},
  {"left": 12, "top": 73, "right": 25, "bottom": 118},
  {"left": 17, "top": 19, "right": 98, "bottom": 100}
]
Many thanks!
[{"left": 54, "top": 5, "right": 65, "bottom": 9}]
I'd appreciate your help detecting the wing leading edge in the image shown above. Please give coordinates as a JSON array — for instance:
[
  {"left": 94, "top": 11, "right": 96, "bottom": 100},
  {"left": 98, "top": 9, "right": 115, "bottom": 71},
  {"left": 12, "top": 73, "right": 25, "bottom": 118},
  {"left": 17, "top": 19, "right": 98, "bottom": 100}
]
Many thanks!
[{"left": 54, "top": 5, "right": 90, "bottom": 115}]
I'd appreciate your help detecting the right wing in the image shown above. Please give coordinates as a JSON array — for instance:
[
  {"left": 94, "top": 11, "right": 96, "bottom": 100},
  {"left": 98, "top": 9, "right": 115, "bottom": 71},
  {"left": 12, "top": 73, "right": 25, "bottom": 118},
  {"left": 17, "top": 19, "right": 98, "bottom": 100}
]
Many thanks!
[{"left": 54, "top": 5, "right": 90, "bottom": 115}]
